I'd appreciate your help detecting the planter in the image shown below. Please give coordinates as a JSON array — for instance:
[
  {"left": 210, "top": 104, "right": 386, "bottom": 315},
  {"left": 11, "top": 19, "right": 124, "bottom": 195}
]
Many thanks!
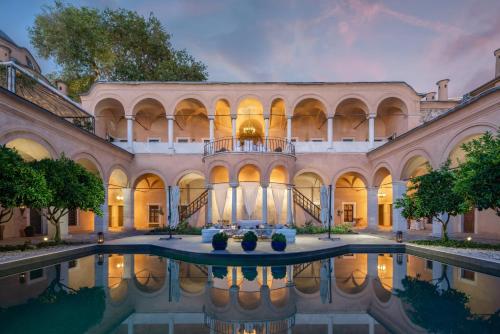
[
  {"left": 271, "top": 240, "right": 286, "bottom": 251},
  {"left": 212, "top": 240, "right": 227, "bottom": 251},
  {"left": 241, "top": 240, "right": 257, "bottom": 251},
  {"left": 271, "top": 266, "right": 287, "bottom": 279}
]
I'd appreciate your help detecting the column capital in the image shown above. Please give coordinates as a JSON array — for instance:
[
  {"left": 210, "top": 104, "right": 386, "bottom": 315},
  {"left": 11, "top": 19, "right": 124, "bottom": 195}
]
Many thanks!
[
  {"left": 167, "top": 115, "right": 175, "bottom": 120},
  {"left": 261, "top": 183, "right": 269, "bottom": 188},
  {"left": 205, "top": 183, "right": 213, "bottom": 190},
  {"left": 231, "top": 114, "right": 237, "bottom": 120},
  {"left": 125, "top": 115, "right": 135, "bottom": 120},
  {"left": 208, "top": 115, "right": 215, "bottom": 121},
  {"left": 367, "top": 113, "right": 376, "bottom": 119},
  {"left": 230, "top": 182, "right": 239, "bottom": 188}
]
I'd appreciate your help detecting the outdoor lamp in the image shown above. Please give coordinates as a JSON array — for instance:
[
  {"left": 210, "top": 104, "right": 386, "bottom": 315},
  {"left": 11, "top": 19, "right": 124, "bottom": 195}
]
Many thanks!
[
  {"left": 97, "top": 254, "right": 104, "bottom": 266},
  {"left": 396, "top": 253, "right": 403, "bottom": 265},
  {"left": 396, "top": 231, "right": 403, "bottom": 243},
  {"left": 19, "top": 273, "right": 26, "bottom": 284},
  {"left": 97, "top": 232, "right": 104, "bottom": 244}
]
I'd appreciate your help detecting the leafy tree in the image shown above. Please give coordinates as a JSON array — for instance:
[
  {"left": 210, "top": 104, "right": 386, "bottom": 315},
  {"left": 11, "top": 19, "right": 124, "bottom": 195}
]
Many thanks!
[
  {"left": 395, "top": 163, "right": 469, "bottom": 241},
  {"left": 29, "top": 1, "right": 208, "bottom": 99},
  {"left": 0, "top": 146, "right": 50, "bottom": 239},
  {"left": 454, "top": 131, "right": 500, "bottom": 216},
  {"left": 31, "top": 155, "right": 105, "bottom": 241}
]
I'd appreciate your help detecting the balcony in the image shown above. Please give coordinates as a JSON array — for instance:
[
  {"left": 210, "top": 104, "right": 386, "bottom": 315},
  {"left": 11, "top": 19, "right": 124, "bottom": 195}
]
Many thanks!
[{"left": 203, "top": 137, "right": 295, "bottom": 157}]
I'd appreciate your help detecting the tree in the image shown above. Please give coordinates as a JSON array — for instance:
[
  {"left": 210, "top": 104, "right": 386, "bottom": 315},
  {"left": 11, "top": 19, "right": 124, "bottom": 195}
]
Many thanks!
[
  {"left": 454, "top": 131, "right": 500, "bottom": 216},
  {"left": 29, "top": 1, "right": 208, "bottom": 99},
  {"left": 395, "top": 163, "right": 469, "bottom": 241},
  {"left": 31, "top": 155, "right": 105, "bottom": 242},
  {"left": 0, "top": 146, "right": 50, "bottom": 239}
]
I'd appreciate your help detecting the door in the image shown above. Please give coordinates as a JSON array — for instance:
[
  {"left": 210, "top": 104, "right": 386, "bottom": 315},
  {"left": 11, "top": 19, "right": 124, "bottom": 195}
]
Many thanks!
[
  {"left": 108, "top": 205, "right": 113, "bottom": 227},
  {"left": 389, "top": 204, "right": 393, "bottom": 226},
  {"left": 30, "top": 209, "right": 42, "bottom": 234},
  {"left": 117, "top": 206, "right": 124, "bottom": 227},
  {"left": 343, "top": 203, "right": 354, "bottom": 223},
  {"left": 378, "top": 204, "right": 384, "bottom": 226},
  {"left": 463, "top": 210, "right": 475, "bottom": 233},
  {"left": 68, "top": 209, "right": 77, "bottom": 226}
]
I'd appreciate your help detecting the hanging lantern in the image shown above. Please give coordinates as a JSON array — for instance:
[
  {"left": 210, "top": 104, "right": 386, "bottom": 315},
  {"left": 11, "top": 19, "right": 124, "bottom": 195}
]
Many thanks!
[
  {"left": 396, "top": 231, "right": 403, "bottom": 243},
  {"left": 97, "top": 232, "right": 105, "bottom": 244},
  {"left": 97, "top": 254, "right": 104, "bottom": 266}
]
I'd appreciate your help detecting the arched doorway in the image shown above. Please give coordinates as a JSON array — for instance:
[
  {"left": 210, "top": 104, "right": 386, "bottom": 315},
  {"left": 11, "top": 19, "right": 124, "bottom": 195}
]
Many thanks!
[
  {"left": 376, "top": 97, "right": 408, "bottom": 140},
  {"left": 293, "top": 172, "right": 324, "bottom": 226},
  {"left": 178, "top": 172, "right": 206, "bottom": 227},
  {"left": 133, "top": 173, "right": 166, "bottom": 229},
  {"left": 74, "top": 157, "right": 102, "bottom": 233},
  {"left": 269, "top": 166, "right": 289, "bottom": 225},
  {"left": 270, "top": 98, "right": 287, "bottom": 138},
  {"left": 214, "top": 99, "right": 232, "bottom": 139},
  {"left": 108, "top": 169, "right": 129, "bottom": 231},
  {"left": 210, "top": 166, "right": 231, "bottom": 224},
  {"left": 334, "top": 172, "right": 367, "bottom": 228},
  {"left": 373, "top": 168, "right": 393, "bottom": 229},
  {"left": 238, "top": 165, "right": 262, "bottom": 221}
]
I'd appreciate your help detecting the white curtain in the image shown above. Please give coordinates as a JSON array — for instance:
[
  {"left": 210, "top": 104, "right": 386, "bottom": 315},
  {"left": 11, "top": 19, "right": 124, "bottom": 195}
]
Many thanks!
[
  {"left": 271, "top": 183, "right": 286, "bottom": 225},
  {"left": 320, "top": 259, "right": 331, "bottom": 304},
  {"left": 240, "top": 182, "right": 259, "bottom": 219},
  {"left": 320, "top": 185, "right": 329, "bottom": 228},
  {"left": 213, "top": 183, "right": 229, "bottom": 221},
  {"left": 168, "top": 260, "right": 180, "bottom": 302},
  {"left": 169, "top": 186, "right": 180, "bottom": 228}
]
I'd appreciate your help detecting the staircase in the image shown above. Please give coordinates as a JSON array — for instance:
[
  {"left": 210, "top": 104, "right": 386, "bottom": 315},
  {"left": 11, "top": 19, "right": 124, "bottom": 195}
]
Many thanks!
[
  {"left": 293, "top": 262, "right": 313, "bottom": 278},
  {"left": 292, "top": 188, "right": 321, "bottom": 223},
  {"left": 179, "top": 189, "right": 208, "bottom": 222}
]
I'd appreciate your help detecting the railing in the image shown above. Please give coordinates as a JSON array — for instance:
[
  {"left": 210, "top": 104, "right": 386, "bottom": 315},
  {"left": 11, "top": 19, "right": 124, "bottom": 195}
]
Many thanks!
[
  {"left": 0, "top": 61, "right": 95, "bottom": 133},
  {"left": 179, "top": 189, "right": 208, "bottom": 222},
  {"left": 203, "top": 137, "right": 295, "bottom": 157},
  {"left": 292, "top": 188, "right": 321, "bottom": 223}
]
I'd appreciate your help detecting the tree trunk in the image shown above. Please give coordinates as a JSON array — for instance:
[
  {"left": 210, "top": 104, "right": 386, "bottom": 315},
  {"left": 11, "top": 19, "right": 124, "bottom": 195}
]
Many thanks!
[{"left": 441, "top": 221, "right": 449, "bottom": 241}]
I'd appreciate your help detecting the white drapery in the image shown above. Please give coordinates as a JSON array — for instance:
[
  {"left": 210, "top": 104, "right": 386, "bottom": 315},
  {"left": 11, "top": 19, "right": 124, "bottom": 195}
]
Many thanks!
[
  {"left": 168, "top": 259, "right": 180, "bottom": 302},
  {"left": 169, "top": 186, "right": 180, "bottom": 228},
  {"left": 320, "top": 185, "right": 329, "bottom": 228},
  {"left": 240, "top": 182, "right": 260, "bottom": 219},
  {"left": 213, "top": 183, "right": 229, "bottom": 221},
  {"left": 271, "top": 183, "right": 286, "bottom": 225},
  {"left": 320, "top": 259, "right": 331, "bottom": 304}
]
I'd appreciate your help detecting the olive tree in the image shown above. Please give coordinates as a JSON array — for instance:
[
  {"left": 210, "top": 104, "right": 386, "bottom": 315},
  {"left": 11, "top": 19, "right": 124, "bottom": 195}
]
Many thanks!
[{"left": 31, "top": 155, "right": 104, "bottom": 241}]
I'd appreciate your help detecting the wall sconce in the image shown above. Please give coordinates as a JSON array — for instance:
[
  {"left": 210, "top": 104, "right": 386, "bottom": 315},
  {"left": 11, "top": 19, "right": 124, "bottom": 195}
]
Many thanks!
[
  {"left": 116, "top": 195, "right": 124, "bottom": 201},
  {"left": 396, "top": 231, "right": 403, "bottom": 243},
  {"left": 337, "top": 209, "right": 343, "bottom": 217},
  {"left": 377, "top": 192, "right": 386, "bottom": 198},
  {"left": 19, "top": 205, "right": 27, "bottom": 217},
  {"left": 97, "top": 232, "right": 104, "bottom": 244}
]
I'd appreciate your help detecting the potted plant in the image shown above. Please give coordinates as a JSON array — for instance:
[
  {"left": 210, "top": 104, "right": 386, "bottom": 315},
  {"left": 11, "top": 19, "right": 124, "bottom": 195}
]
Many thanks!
[
  {"left": 241, "top": 231, "right": 258, "bottom": 251},
  {"left": 242, "top": 266, "right": 258, "bottom": 281},
  {"left": 271, "top": 233, "right": 287, "bottom": 251},
  {"left": 212, "top": 232, "right": 228, "bottom": 250},
  {"left": 271, "top": 266, "right": 287, "bottom": 279},
  {"left": 24, "top": 225, "right": 35, "bottom": 237},
  {"left": 212, "top": 266, "right": 228, "bottom": 279}
]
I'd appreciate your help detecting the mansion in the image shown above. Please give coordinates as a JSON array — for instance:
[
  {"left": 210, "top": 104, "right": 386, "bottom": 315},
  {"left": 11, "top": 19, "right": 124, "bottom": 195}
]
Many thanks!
[{"left": 1, "top": 30, "right": 499, "bottom": 240}]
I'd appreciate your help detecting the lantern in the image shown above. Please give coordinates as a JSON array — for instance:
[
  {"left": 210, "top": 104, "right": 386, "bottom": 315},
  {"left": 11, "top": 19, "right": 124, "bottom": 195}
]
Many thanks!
[
  {"left": 97, "top": 232, "right": 104, "bottom": 244},
  {"left": 396, "top": 231, "right": 403, "bottom": 243},
  {"left": 97, "top": 254, "right": 104, "bottom": 266}
]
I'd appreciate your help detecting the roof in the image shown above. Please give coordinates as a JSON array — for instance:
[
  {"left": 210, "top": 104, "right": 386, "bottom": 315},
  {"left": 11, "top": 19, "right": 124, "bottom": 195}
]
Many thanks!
[{"left": 0, "top": 30, "right": 17, "bottom": 46}]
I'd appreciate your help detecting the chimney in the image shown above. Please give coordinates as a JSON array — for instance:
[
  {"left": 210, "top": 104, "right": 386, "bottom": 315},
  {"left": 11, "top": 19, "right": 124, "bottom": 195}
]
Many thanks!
[
  {"left": 55, "top": 80, "right": 68, "bottom": 96},
  {"left": 436, "top": 79, "right": 450, "bottom": 101},
  {"left": 0, "top": 45, "right": 11, "bottom": 62},
  {"left": 495, "top": 48, "right": 500, "bottom": 78},
  {"left": 425, "top": 92, "right": 436, "bottom": 101}
]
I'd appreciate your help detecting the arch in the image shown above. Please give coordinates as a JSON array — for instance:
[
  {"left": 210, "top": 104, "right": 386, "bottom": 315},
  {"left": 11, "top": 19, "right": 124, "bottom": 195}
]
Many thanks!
[
  {"left": 238, "top": 164, "right": 261, "bottom": 183},
  {"left": 293, "top": 168, "right": 329, "bottom": 186},
  {"left": 172, "top": 94, "right": 209, "bottom": 114},
  {"left": 179, "top": 262, "right": 207, "bottom": 295},
  {"left": 108, "top": 167, "right": 129, "bottom": 230},
  {"left": 293, "top": 171, "right": 325, "bottom": 213},
  {"left": 133, "top": 173, "right": 166, "bottom": 229},
  {"left": 133, "top": 98, "right": 167, "bottom": 143},
  {"left": 334, "top": 254, "right": 369, "bottom": 295},
  {"left": 213, "top": 98, "right": 232, "bottom": 139},
  {"left": 269, "top": 165, "right": 289, "bottom": 184},
  {"left": 269, "top": 97, "right": 287, "bottom": 138},
  {"left": 334, "top": 171, "right": 368, "bottom": 227},
  {"left": 131, "top": 169, "right": 168, "bottom": 189},
  {"left": 107, "top": 165, "right": 129, "bottom": 187},
  {"left": 294, "top": 261, "right": 321, "bottom": 295},
  {"left": 291, "top": 94, "right": 329, "bottom": 113},
  {"left": 174, "top": 98, "right": 209, "bottom": 142},
  {"left": 236, "top": 97, "right": 265, "bottom": 143},
  {"left": 332, "top": 94, "right": 371, "bottom": 115},
  {"left": 372, "top": 169, "right": 393, "bottom": 228},
  {"left": 1, "top": 130, "right": 57, "bottom": 160},
  {"left": 210, "top": 165, "right": 230, "bottom": 184},
  {"left": 372, "top": 166, "right": 391, "bottom": 188},
  {"left": 332, "top": 167, "right": 369, "bottom": 186},
  {"left": 133, "top": 254, "right": 166, "bottom": 294},
  {"left": 292, "top": 98, "right": 328, "bottom": 142},
  {"left": 72, "top": 152, "right": 104, "bottom": 178},
  {"left": 399, "top": 153, "right": 432, "bottom": 181},
  {"left": 177, "top": 172, "right": 206, "bottom": 225},
  {"left": 333, "top": 97, "right": 370, "bottom": 142},
  {"left": 370, "top": 162, "right": 395, "bottom": 187},
  {"left": 375, "top": 96, "right": 409, "bottom": 138},
  {"left": 93, "top": 98, "right": 126, "bottom": 140}
]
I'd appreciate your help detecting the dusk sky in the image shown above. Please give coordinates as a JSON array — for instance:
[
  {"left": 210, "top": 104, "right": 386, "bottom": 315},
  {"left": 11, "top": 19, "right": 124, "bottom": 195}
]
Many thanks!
[{"left": 1, "top": 0, "right": 499, "bottom": 96}]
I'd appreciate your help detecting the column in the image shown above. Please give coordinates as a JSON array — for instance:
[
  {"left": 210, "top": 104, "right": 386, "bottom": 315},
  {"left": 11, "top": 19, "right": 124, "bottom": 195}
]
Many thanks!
[
  {"left": 123, "top": 188, "right": 134, "bottom": 230},
  {"left": 392, "top": 254, "right": 407, "bottom": 292},
  {"left": 123, "top": 254, "right": 134, "bottom": 279},
  {"left": 94, "top": 189, "right": 109, "bottom": 233},
  {"left": 167, "top": 116, "right": 174, "bottom": 149},
  {"left": 126, "top": 116, "right": 134, "bottom": 148},
  {"left": 368, "top": 114, "right": 375, "bottom": 147},
  {"left": 7, "top": 65, "right": 16, "bottom": 92},
  {"left": 286, "top": 185, "right": 293, "bottom": 225},
  {"left": 166, "top": 186, "right": 171, "bottom": 227},
  {"left": 209, "top": 117, "right": 215, "bottom": 142},
  {"left": 59, "top": 261, "right": 69, "bottom": 289},
  {"left": 432, "top": 261, "right": 453, "bottom": 291},
  {"left": 206, "top": 184, "right": 213, "bottom": 226},
  {"left": 286, "top": 265, "right": 293, "bottom": 285},
  {"left": 231, "top": 266, "right": 238, "bottom": 287},
  {"left": 231, "top": 116, "right": 237, "bottom": 150},
  {"left": 367, "top": 187, "right": 379, "bottom": 230},
  {"left": 392, "top": 181, "right": 407, "bottom": 233},
  {"left": 286, "top": 117, "right": 292, "bottom": 142},
  {"left": 262, "top": 266, "right": 268, "bottom": 286},
  {"left": 230, "top": 182, "right": 238, "bottom": 225},
  {"left": 367, "top": 253, "right": 378, "bottom": 278},
  {"left": 264, "top": 117, "right": 270, "bottom": 138},
  {"left": 94, "top": 254, "right": 109, "bottom": 288},
  {"left": 327, "top": 117, "right": 333, "bottom": 148},
  {"left": 262, "top": 184, "right": 268, "bottom": 224}
]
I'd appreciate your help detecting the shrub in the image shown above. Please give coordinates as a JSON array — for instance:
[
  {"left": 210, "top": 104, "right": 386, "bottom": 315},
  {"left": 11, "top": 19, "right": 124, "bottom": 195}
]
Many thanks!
[
  {"left": 331, "top": 223, "right": 354, "bottom": 234},
  {"left": 242, "top": 267, "right": 258, "bottom": 281},
  {"left": 271, "top": 266, "right": 287, "bottom": 279},
  {"left": 212, "top": 266, "right": 228, "bottom": 279},
  {"left": 411, "top": 239, "right": 500, "bottom": 251},
  {"left": 212, "top": 232, "right": 228, "bottom": 243},
  {"left": 242, "top": 231, "right": 258, "bottom": 243},
  {"left": 272, "top": 233, "right": 286, "bottom": 243}
]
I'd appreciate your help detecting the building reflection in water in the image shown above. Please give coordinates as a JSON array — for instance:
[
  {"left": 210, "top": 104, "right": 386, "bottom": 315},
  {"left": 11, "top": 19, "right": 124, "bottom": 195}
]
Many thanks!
[{"left": 0, "top": 253, "right": 499, "bottom": 334}]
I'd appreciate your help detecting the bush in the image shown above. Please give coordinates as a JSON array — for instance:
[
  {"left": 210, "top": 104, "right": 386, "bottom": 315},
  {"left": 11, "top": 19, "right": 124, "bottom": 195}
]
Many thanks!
[
  {"left": 242, "top": 231, "right": 258, "bottom": 243},
  {"left": 271, "top": 266, "right": 287, "bottom": 279},
  {"left": 331, "top": 223, "right": 354, "bottom": 234},
  {"left": 212, "top": 266, "right": 228, "bottom": 279},
  {"left": 242, "top": 267, "right": 258, "bottom": 281},
  {"left": 0, "top": 240, "right": 90, "bottom": 253},
  {"left": 411, "top": 239, "right": 500, "bottom": 250},
  {"left": 212, "top": 232, "right": 228, "bottom": 243},
  {"left": 272, "top": 233, "right": 286, "bottom": 243},
  {"left": 296, "top": 222, "right": 355, "bottom": 234},
  {"left": 149, "top": 220, "right": 202, "bottom": 235}
]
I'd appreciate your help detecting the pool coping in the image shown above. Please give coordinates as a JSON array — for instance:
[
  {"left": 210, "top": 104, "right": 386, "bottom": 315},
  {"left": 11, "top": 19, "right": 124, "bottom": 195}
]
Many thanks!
[{"left": 0, "top": 242, "right": 499, "bottom": 277}]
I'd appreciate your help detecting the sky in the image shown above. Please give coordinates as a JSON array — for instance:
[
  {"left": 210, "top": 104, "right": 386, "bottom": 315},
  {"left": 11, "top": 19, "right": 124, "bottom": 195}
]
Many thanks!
[{"left": 1, "top": 0, "right": 499, "bottom": 96}]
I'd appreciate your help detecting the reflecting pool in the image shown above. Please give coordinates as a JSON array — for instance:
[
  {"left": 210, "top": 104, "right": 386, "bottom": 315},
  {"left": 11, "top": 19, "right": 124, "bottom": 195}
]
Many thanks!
[{"left": 0, "top": 253, "right": 499, "bottom": 333}]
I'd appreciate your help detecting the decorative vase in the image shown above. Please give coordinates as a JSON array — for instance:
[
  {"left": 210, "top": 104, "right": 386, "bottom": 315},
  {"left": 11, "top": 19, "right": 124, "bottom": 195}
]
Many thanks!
[
  {"left": 241, "top": 240, "right": 257, "bottom": 251},
  {"left": 271, "top": 240, "right": 286, "bottom": 251},
  {"left": 212, "top": 240, "right": 227, "bottom": 250}
]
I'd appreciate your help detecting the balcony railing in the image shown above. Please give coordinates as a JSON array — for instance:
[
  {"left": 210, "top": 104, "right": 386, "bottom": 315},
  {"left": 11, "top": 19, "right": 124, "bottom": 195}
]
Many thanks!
[
  {"left": 0, "top": 61, "right": 95, "bottom": 133},
  {"left": 203, "top": 137, "right": 295, "bottom": 157}
]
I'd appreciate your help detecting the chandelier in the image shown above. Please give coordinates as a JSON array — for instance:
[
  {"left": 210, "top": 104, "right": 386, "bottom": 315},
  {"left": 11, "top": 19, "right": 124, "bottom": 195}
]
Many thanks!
[{"left": 243, "top": 125, "right": 256, "bottom": 135}]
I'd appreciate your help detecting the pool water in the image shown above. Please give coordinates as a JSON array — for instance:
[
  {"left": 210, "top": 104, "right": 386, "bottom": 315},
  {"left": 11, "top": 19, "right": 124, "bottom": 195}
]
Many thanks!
[{"left": 0, "top": 253, "right": 499, "bottom": 334}]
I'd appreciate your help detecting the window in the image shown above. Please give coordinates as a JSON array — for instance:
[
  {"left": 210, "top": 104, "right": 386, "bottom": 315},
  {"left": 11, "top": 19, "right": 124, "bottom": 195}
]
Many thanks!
[
  {"left": 68, "top": 208, "right": 77, "bottom": 226},
  {"left": 426, "top": 260, "right": 433, "bottom": 270},
  {"left": 148, "top": 205, "right": 161, "bottom": 226},
  {"left": 148, "top": 138, "right": 161, "bottom": 143},
  {"left": 461, "top": 269, "right": 475, "bottom": 281},
  {"left": 176, "top": 137, "right": 190, "bottom": 143},
  {"left": 341, "top": 137, "right": 355, "bottom": 142}
]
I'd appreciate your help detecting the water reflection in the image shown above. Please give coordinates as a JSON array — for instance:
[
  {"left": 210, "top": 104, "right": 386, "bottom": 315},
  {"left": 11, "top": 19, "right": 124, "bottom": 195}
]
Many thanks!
[{"left": 0, "top": 253, "right": 499, "bottom": 334}]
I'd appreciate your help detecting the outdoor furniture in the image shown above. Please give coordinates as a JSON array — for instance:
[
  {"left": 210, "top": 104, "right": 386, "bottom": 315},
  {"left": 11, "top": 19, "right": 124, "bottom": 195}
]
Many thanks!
[{"left": 237, "top": 220, "right": 261, "bottom": 229}]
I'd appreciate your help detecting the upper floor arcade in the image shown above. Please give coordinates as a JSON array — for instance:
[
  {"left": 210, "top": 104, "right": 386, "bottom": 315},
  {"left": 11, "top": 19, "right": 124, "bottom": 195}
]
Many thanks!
[{"left": 80, "top": 81, "right": 427, "bottom": 155}]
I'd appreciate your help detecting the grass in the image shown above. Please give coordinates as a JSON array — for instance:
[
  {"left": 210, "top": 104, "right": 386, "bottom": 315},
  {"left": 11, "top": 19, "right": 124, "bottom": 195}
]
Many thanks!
[
  {"left": 296, "top": 222, "right": 355, "bottom": 235},
  {"left": 410, "top": 239, "right": 500, "bottom": 251},
  {"left": 0, "top": 240, "right": 91, "bottom": 252}
]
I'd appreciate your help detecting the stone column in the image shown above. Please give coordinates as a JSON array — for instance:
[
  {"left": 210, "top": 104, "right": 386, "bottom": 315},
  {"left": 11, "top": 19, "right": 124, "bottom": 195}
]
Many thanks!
[
  {"left": 231, "top": 266, "right": 238, "bottom": 287},
  {"left": 327, "top": 117, "right": 333, "bottom": 148},
  {"left": 392, "top": 254, "right": 407, "bottom": 292},
  {"left": 209, "top": 117, "right": 215, "bottom": 142},
  {"left": 264, "top": 117, "right": 270, "bottom": 138},
  {"left": 262, "top": 266, "right": 268, "bottom": 286},
  {"left": 206, "top": 184, "right": 213, "bottom": 226},
  {"left": 123, "top": 188, "right": 134, "bottom": 230},
  {"left": 367, "top": 253, "right": 378, "bottom": 278},
  {"left": 262, "top": 184, "right": 268, "bottom": 224},
  {"left": 231, "top": 116, "right": 237, "bottom": 150},
  {"left": 286, "top": 185, "right": 293, "bottom": 225},
  {"left": 392, "top": 181, "right": 407, "bottom": 233},
  {"left": 126, "top": 116, "right": 134, "bottom": 148},
  {"left": 286, "top": 117, "right": 292, "bottom": 142},
  {"left": 230, "top": 182, "right": 238, "bottom": 225},
  {"left": 123, "top": 254, "right": 134, "bottom": 279},
  {"left": 94, "top": 189, "right": 109, "bottom": 233},
  {"left": 367, "top": 187, "right": 379, "bottom": 230},
  {"left": 94, "top": 254, "right": 109, "bottom": 288},
  {"left": 286, "top": 265, "right": 293, "bottom": 285},
  {"left": 167, "top": 116, "right": 174, "bottom": 149},
  {"left": 368, "top": 114, "right": 375, "bottom": 147}
]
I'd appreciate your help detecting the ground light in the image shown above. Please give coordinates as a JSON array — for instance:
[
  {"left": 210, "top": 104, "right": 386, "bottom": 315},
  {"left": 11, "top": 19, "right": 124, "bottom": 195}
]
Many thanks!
[
  {"left": 43, "top": 237, "right": 48, "bottom": 242},
  {"left": 97, "top": 232, "right": 104, "bottom": 244},
  {"left": 396, "top": 231, "right": 403, "bottom": 243}
]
